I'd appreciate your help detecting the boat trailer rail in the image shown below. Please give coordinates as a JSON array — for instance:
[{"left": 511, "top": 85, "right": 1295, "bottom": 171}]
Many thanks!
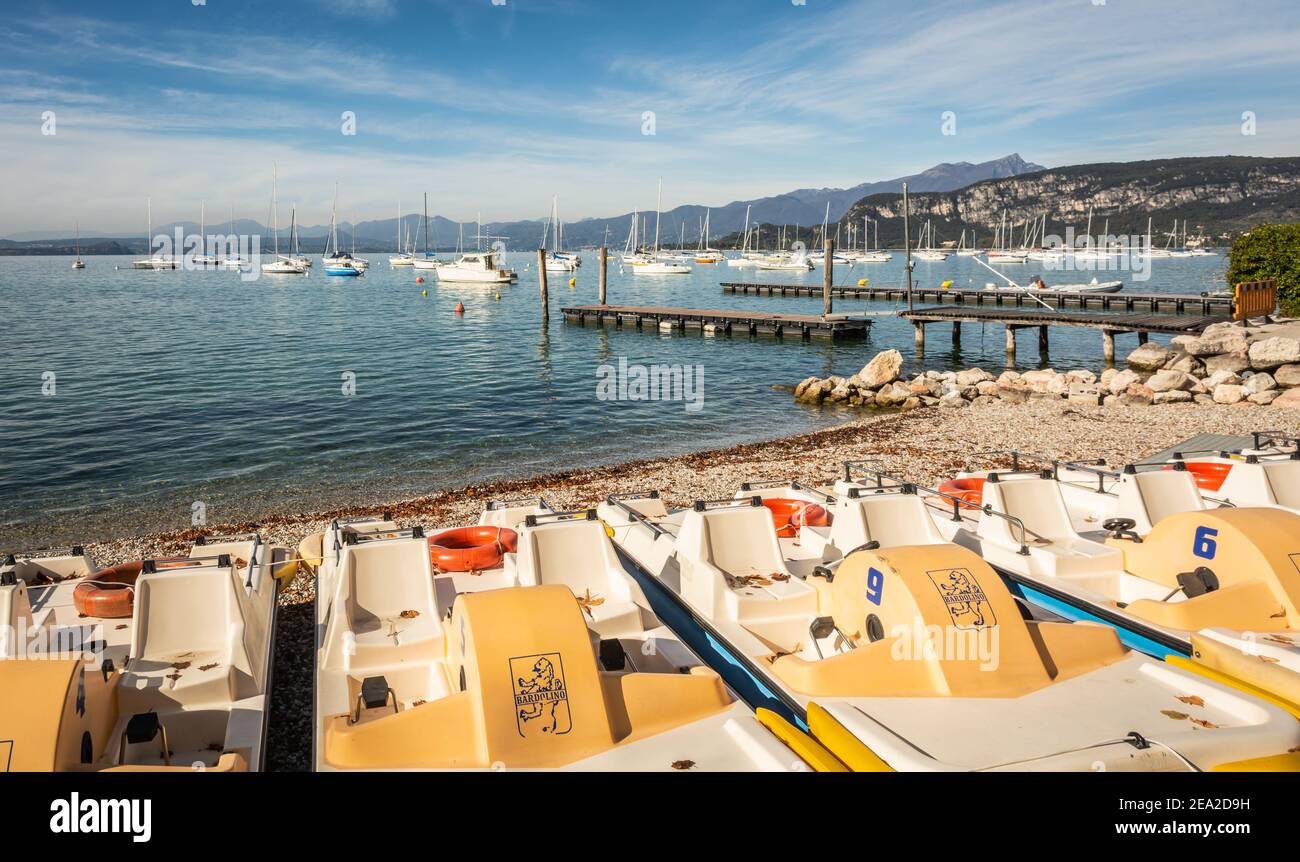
[{"left": 840, "top": 461, "right": 1033, "bottom": 555}]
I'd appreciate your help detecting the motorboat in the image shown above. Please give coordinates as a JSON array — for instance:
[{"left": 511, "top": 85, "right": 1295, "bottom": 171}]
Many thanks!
[
  {"left": 304, "top": 506, "right": 830, "bottom": 771},
  {"left": 0, "top": 534, "right": 297, "bottom": 771},
  {"left": 756, "top": 253, "right": 813, "bottom": 271},
  {"left": 436, "top": 251, "right": 518, "bottom": 283},
  {"left": 595, "top": 484, "right": 1300, "bottom": 771}
]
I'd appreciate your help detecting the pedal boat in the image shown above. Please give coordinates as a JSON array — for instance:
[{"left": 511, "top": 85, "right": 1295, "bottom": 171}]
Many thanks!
[
  {"left": 305, "top": 504, "right": 828, "bottom": 771},
  {"left": 903, "top": 456, "right": 1300, "bottom": 712},
  {"left": 0, "top": 535, "right": 295, "bottom": 771},
  {"left": 596, "top": 491, "right": 1300, "bottom": 771}
]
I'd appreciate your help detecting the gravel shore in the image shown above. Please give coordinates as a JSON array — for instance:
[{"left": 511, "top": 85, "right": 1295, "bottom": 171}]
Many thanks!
[{"left": 65, "top": 401, "right": 1297, "bottom": 771}]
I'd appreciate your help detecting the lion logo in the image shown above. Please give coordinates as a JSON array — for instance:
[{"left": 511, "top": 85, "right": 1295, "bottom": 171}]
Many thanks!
[
  {"left": 927, "top": 568, "right": 996, "bottom": 630},
  {"left": 510, "top": 653, "right": 571, "bottom": 738}
]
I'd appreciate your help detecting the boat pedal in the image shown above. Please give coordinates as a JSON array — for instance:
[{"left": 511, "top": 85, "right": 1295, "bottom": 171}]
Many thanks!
[
  {"left": 121, "top": 712, "right": 170, "bottom": 766},
  {"left": 598, "top": 638, "right": 627, "bottom": 671},
  {"left": 352, "top": 676, "right": 399, "bottom": 724}
]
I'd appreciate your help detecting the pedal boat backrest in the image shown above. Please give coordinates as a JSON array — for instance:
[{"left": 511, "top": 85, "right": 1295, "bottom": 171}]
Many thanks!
[
  {"left": 770, "top": 544, "right": 1127, "bottom": 698},
  {"left": 321, "top": 585, "right": 735, "bottom": 769},
  {"left": 1114, "top": 469, "right": 1207, "bottom": 535},
  {"left": 977, "top": 477, "right": 1080, "bottom": 548},
  {"left": 830, "top": 491, "right": 945, "bottom": 551},
  {"left": 673, "top": 502, "right": 816, "bottom": 636},
  {"left": 1217, "top": 459, "right": 1300, "bottom": 512}
]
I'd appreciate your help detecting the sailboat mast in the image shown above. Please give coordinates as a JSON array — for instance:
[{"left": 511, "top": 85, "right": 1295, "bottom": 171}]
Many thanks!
[{"left": 653, "top": 179, "right": 662, "bottom": 253}]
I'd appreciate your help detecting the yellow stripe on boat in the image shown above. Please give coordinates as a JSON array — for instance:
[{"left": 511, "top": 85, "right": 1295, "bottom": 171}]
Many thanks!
[
  {"left": 1165, "top": 653, "right": 1300, "bottom": 721},
  {"left": 806, "top": 702, "right": 894, "bottom": 772},
  {"left": 1209, "top": 751, "right": 1300, "bottom": 772},
  {"left": 755, "top": 708, "right": 848, "bottom": 772}
]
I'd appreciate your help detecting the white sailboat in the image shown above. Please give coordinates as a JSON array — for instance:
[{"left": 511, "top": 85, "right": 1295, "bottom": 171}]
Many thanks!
[
  {"left": 262, "top": 165, "right": 308, "bottom": 274},
  {"left": 389, "top": 200, "right": 414, "bottom": 267},
  {"left": 192, "top": 201, "right": 220, "bottom": 267},
  {"left": 986, "top": 211, "right": 1027, "bottom": 264},
  {"left": 912, "top": 220, "right": 949, "bottom": 261},
  {"left": 629, "top": 181, "right": 690, "bottom": 274},
  {"left": 71, "top": 220, "right": 85, "bottom": 269},
  {"left": 412, "top": 193, "right": 443, "bottom": 270},
  {"left": 543, "top": 196, "right": 579, "bottom": 272},
  {"left": 222, "top": 205, "right": 245, "bottom": 270},
  {"left": 132, "top": 198, "right": 175, "bottom": 270},
  {"left": 726, "top": 205, "right": 764, "bottom": 267}
]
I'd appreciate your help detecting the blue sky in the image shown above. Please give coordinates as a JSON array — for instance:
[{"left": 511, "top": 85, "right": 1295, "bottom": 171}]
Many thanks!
[{"left": 3, "top": 0, "right": 1298, "bottom": 235}]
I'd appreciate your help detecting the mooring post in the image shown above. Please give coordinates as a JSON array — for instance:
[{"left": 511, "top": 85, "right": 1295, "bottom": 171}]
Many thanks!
[
  {"left": 952, "top": 321, "right": 961, "bottom": 346},
  {"left": 823, "top": 238, "right": 833, "bottom": 317},
  {"left": 914, "top": 322, "right": 925, "bottom": 352},
  {"left": 598, "top": 246, "right": 608, "bottom": 305},
  {"left": 1137, "top": 331, "right": 1149, "bottom": 345},
  {"left": 902, "top": 182, "right": 914, "bottom": 312},
  {"left": 1005, "top": 326, "right": 1017, "bottom": 356},
  {"left": 1038, "top": 325, "right": 1049, "bottom": 354},
  {"left": 537, "top": 248, "right": 549, "bottom": 322},
  {"left": 1102, "top": 330, "right": 1115, "bottom": 362}
]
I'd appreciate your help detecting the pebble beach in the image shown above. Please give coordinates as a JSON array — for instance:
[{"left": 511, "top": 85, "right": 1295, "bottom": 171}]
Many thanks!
[{"left": 53, "top": 399, "right": 1294, "bottom": 770}]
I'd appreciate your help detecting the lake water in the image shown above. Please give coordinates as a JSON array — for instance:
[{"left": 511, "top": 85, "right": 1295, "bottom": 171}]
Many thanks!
[{"left": 0, "top": 251, "right": 1228, "bottom": 547}]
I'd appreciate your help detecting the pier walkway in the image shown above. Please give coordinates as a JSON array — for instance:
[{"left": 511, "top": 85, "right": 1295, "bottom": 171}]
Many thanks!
[{"left": 559, "top": 304, "right": 871, "bottom": 339}]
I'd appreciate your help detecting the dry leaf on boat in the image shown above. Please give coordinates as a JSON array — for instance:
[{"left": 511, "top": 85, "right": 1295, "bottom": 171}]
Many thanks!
[
  {"left": 1160, "top": 710, "right": 1189, "bottom": 721},
  {"left": 1175, "top": 695, "right": 1205, "bottom": 708},
  {"left": 171, "top": 661, "right": 191, "bottom": 671},
  {"left": 770, "top": 572, "right": 790, "bottom": 582},
  {"left": 1264, "top": 634, "right": 1296, "bottom": 647},
  {"left": 576, "top": 590, "right": 606, "bottom": 619},
  {"left": 1190, "top": 718, "right": 1220, "bottom": 730},
  {"left": 399, "top": 609, "right": 420, "bottom": 619},
  {"left": 670, "top": 759, "right": 696, "bottom": 770},
  {"left": 235, "top": 558, "right": 248, "bottom": 569},
  {"left": 166, "top": 673, "right": 181, "bottom": 682},
  {"left": 199, "top": 663, "right": 218, "bottom": 672},
  {"left": 1260, "top": 655, "right": 1281, "bottom": 664}
]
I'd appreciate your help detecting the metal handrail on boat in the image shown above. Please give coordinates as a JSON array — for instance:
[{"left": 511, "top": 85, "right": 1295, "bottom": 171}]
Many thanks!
[
  {"left": 604, "top": 491, "right": 669, "bottom": 538},
  {"left": 523, "top": 508, "right": 596, "bottom": 527},
  {"left": 840, "top": 461, "right": 1033, "bottom": 555},
  {"left": 737, "top": 478, "right": 836, "bottom": 504},
  {"left": 692, "top": 496, "right": 762, "bottom": 512}
]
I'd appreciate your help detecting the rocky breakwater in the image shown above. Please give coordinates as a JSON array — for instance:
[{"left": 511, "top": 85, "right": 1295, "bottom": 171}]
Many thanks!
[{"left": 793, "top": 323, "right": 1300, "bottom": 411}]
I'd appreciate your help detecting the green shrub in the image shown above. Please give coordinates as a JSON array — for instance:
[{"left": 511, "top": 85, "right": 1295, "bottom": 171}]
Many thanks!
[{"left": 1226, "top": 223, "right": 1300, "bottom": 316}]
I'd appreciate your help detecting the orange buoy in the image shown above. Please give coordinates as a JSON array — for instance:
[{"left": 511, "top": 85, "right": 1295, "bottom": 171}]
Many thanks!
[
  {"left": 429, "top": 526, "right": 518, "bottom": 572},
  {"left": 935, "top": 477, "right": 986, "bottom": 510},
  {"left": 761, "top": 498, "right": 833, "bottom": 538},
  {"left": 416, "top": 276, "right": 425, "bottom": 283},
  {"left": 454, "top": 301, "right": 465, "bottom": 314},
  {"left": 1164, "top": 461, "right": 1232, "bottom": 492},
  {"left": 73, "top": 558, "right": 188, "bottom": 618}
]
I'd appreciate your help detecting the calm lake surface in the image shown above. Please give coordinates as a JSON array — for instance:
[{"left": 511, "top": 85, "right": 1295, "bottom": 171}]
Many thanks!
[{"left": 0, "top": 251, "right": 1228, "bottom": 546}]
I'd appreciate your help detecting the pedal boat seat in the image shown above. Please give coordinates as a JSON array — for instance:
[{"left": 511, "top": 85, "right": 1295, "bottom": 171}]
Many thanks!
[
  {"left": 770, "top": 544, "right": 1128, "bottom": 698},
  {"left": 321, "top": 585, "right": 736, "bottom": 769},
  {"left": 977, "top": 478, "right": 1123, "bottom": 579},
  {"left": 1114, "top": 469, "right": 1208, "bottom": 535}
]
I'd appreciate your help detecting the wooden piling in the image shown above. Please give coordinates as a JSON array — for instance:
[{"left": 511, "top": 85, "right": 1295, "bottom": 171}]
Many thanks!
[
  {"left": 823, "top": 239, "right": 833, "bottom": 317},
  {"left": 914, "top": 322, "right": 926, "bottom": 351},
  {"left": 598, "top": 246, "right": 608, "bottom": 305},
  {"left": 1102, "top": 330, "right": 1115, "bottom": 361},
  {"left": 952, "top": 321, "right": 961, "bottom": 346},
  {"left": 1038, "top": 325, "right": 1049, "bottom": 353},
  {"left": 1005, "top": 326, "right": 1017, "bottom": 356},
  {"left": 537, "top": 248, "right": 549, "bottom": 322}
]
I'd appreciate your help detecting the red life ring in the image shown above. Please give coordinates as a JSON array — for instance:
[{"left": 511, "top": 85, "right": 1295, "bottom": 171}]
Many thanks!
[
  {"left": 936, "top": 477, "right": 986, "bottom": 510},
  {"left": 429, "top": 526, "right": 518, "bottom": 572},
  {"left": 761, "top": 498, "right": 833, "bottom": 538},
  {"left": 73, "top": 558, "right": 189, "bottom": 619},
  {"left": 1163, "top": 462, "right": 1231, "bottom": 492}
]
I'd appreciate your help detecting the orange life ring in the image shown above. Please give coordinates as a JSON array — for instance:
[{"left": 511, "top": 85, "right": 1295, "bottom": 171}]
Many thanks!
[
  {"left": 761, "top": 498, "right": 833, "bottom": 538},
  {"left": 936, "top": 477, "right": 986, "bottom": 510},
  {"left": 73, "top": 558, "right": 188, "bottom": 619},
  {"left": 1164, "top": 462, "right": 1231, "bottom": 492},
  {"left": 429, "top": 526, "right": 518, "bottom": 572}
]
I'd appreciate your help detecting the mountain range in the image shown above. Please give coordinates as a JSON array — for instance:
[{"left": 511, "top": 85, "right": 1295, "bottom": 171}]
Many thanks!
[{"left": 0, "top": 155, "right": 1043, "bottom": 254}]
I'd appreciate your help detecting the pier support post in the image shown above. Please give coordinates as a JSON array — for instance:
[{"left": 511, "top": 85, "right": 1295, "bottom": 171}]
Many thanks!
[
  {"left": 537, "top": 248, "right": 549, "bottom": 322},
  {"left": 1102, "top": 330, "right": 1115, "bottom": 362},
  {"left": 1137, "top": 331, "right": 1148, "bottom": 345},
  {"left": 914, "top": 322, "right": 925, "bottom": 353},
  {"left": 823, "top": 239, "right": 834, "bottom": 317},
  {"left": 1005, "top": 326, "right": 1016, "bottom": 356},
  {"left": 598, "top": 246, "right": 608, "bottom": 305},
  {"left": 951, "top": 321, "right": 961, "bottom": 346},
  {"left": 1038, "top": 325, "right": 1049, "bottom": 354}
]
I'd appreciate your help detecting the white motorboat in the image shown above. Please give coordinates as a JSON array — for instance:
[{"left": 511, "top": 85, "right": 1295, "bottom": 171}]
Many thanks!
[
  {"left": 756, "top": 252, "right": 813, "bottom": 271},
  {"left": 436, "top": 250, "right": 517, "bottom": 283}
]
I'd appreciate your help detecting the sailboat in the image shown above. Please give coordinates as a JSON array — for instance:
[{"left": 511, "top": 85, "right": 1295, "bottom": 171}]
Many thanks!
[
  {"left": 389, "top": 200, "right": 415, "bottom": 267},
  {"left": 544, "top": 196, "right": 579, "bottom": 272},
  {"left": 71, "top": 220, "right": 85, "bottom": 269},
  {"left": 222, "top": 206, "right": 245, "bottom": 270},
  {"left": 288, "top": 207, "right": 312, "bottom": 269},
  {"left": 262, "top": 164, "right": 308, "bottom": 274},
  {"left": 628, "top": 181, "right": 690, "bottom": 274},
  {"left": 193, "top": 201, "right": 220, "bottom": 267},
  {"left": 621, "top": 211, "right": 651, "bottom": 265},
  {"left": 986, "top": 211, "right": 1027, "bottom": 264},
  {"left": 856, "top": 217, "right": 892, "bottom": 262},
  {"left": 726, "top": 205, "right": 763, "bottom": 267},
  {"left": 911, "top": 220, "right": 949, "bottom": 261},
  {"left": 132, "top": 198, "right": 174, "bottom": 269},
  {"left": 412, "top": 193, "right": 442, "bottom": 271},
  {"left": 955, "top": 228, "right": 982, "bottom": 257},
  {"left": 693, "top": 209, "right": 722, "bottom": 263}
]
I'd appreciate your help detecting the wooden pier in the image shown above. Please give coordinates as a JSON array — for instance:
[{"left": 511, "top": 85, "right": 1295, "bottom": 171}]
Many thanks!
[
  {"left": 721, "top": 282, "right": 1234, "bottom": 314},
  {"left": 560, "top": 304, "right": 871, "bottom": 339},
  {"left": 900, "top": 305, "right": 1232, "bottom": 360}
]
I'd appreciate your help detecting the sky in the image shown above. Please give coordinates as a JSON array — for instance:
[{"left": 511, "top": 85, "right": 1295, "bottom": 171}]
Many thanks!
[{"left": 2, "top": 0, "right": 1299, "bottom": 236}]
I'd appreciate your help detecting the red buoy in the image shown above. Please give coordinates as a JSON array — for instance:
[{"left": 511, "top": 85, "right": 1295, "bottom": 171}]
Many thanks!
[
  {"left": 454, "top": 301, "right": 465, "bottom": 314},
  {"left": 416, "top": 276, "right": 425, "bottom": 283}
]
